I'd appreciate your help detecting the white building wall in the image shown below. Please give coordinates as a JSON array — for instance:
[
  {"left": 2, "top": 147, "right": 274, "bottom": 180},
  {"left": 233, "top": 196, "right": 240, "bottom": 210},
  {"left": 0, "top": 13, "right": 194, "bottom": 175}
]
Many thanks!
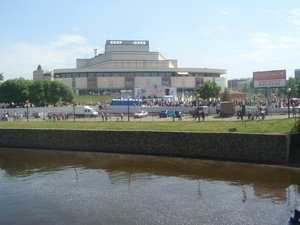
[
  {"left": 110, "top": 52, "right": 159, "bottom": 61},
  {"left": 33, "top": 70, "right": 43, "bottom": 80},
  {"left": 76, "top": 78, "right": 87, "bottom": 89},
  {"left": 77, "top": 52, "right": 165, "bottom": 69},
  {"left": 214, "top": 77, "right": 227, "bottom": 90},
  {"left": 203, "top": 77, "right": 214, "bottom": 82},
  {"left": 135, "top": 77, "right": 162, "bottom": 87},
  {"left": 171, "top": 77, "right": 195, "bottom": 88},
  {"left": 97, "top": 77, "right": 125, "bottom": 89},
  {"left": 61, "top": 78, "right": 73, "bottom": 88}
]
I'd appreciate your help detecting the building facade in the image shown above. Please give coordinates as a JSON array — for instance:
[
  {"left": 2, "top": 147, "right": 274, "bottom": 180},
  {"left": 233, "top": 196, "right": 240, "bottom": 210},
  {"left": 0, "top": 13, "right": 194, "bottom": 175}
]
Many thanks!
[
  {"left": 228, "top": 78, "right": 251, "bottom": 90},
  {"left": 53, "top": 40, "right": 227, "bottom": 97},
  {"left": 295, "top": 69, "right": 300, "bottom": 83},
  {"left": 33, "top": 65, "right": 53, "bottom": 81}
]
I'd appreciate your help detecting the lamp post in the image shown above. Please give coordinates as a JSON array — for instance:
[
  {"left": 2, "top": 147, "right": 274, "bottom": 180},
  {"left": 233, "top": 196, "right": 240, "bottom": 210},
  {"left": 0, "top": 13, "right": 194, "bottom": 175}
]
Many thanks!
[
  {"left": 25, "top": 100, "right": 29, "bottom": 122},
  {"left": 196, "top": 93, "right": 200, "bottom": 122},
  {"left": 287, "top": 88, "right": 291, "bottom": 119},
  {"left": 127, "top": 97, "right": 130, "bottom": 122},
  {"left": 73, "top": 101, "right": 76, "bottom": 122}
]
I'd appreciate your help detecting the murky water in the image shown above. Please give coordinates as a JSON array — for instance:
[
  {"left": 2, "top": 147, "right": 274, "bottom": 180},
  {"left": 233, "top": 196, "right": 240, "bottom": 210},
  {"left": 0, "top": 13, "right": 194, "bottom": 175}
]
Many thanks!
[{"left": 0, "top": 148, "right": 300, "bottom": 225}]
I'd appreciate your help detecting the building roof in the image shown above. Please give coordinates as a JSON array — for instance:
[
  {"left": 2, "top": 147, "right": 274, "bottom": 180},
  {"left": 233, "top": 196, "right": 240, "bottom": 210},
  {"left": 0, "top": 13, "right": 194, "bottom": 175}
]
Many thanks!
[{"left": 54, "top": 40, "right": 226, "bottom": 75}]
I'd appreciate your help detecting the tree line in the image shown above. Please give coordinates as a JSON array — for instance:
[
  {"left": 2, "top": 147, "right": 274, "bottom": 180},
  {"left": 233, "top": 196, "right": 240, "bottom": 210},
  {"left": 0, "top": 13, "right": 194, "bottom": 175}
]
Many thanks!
[{"left": 0, "top": 78, "right": 74, "bottom": 107}]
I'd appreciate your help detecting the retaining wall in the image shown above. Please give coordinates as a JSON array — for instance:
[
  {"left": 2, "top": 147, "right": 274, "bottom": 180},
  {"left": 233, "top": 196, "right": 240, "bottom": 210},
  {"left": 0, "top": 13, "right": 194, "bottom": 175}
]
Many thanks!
[{"left": 0, "top": 129, "right": 291, "bottom": 164}]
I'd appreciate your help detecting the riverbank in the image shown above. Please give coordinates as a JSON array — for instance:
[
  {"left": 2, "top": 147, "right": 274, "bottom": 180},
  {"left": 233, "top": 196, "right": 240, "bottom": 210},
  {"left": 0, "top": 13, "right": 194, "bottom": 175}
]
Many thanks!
[{"left": 0, "top": 128, "right": 292, "bottom": 164}]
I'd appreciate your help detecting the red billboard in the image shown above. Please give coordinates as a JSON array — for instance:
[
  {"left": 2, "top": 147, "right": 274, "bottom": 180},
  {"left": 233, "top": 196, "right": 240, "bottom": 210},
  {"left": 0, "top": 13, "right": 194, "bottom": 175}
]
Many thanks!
[{"left": 253, "top": 70, "right": 286, "bottom": 88}]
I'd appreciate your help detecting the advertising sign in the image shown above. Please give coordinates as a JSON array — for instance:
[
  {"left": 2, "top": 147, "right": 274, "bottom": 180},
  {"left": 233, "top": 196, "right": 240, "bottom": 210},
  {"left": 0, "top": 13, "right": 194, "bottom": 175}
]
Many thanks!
[{"left": 253, "top": 70, "right": 286, "bottom": 88}]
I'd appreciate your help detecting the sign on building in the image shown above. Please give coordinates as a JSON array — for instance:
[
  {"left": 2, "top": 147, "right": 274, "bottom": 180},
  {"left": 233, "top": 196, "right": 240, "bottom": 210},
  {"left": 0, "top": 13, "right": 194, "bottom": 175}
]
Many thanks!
[{"left": 253, "top": 70, "right": 286, "bottom": 88}]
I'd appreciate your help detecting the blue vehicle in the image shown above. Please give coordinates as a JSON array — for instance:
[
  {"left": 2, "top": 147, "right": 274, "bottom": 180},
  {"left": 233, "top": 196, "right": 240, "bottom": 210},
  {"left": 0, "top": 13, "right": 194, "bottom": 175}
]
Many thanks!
[
  {"left": 110, "top": 99, "right": 142, "bottom": 106},
  {"left": 159, "top": 110, "right": 171, "bottom": 118}
]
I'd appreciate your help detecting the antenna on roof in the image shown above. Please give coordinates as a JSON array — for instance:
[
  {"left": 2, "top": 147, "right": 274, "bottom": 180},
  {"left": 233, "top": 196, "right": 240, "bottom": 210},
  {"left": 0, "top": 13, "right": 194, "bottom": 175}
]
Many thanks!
[{"left": 94, "top": 49, "right": 98, "bottom": 57}]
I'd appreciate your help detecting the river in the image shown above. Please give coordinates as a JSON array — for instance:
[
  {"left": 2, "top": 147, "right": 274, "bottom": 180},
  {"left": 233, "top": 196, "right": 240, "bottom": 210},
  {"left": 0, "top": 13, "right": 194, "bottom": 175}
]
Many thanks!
[{"left": 0, "top": 148, "right": 299, "bottom": 225}]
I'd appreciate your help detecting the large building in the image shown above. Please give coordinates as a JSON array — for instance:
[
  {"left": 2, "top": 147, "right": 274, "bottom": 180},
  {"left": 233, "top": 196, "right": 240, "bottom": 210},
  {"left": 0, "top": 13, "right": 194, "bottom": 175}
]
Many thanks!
[
  {"left": 295, "top": 69, "right": 300, "bottom": 83},
  {"left": 33, "top": 65, "right": 53, "bottom": 81},
  {"left": 53, "top": 40, "right": 227, "bottom": 97}
]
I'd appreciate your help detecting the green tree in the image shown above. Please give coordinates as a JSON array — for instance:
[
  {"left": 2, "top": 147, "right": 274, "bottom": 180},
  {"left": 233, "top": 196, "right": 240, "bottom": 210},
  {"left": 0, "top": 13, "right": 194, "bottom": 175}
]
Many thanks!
[
  {"left": 196, "top": 80, "right": 221, "bottom": 100},
  {"left": 0, "top": 78, "right": 30, "bottom": 105},
  {"left": 47, "top": 81, "right": 63, "bottom": 106},
  {"left": 221, "top": 88, "right": 231, "bottom": 101},
  {"left": 0, "top": 79, "right": 74, "bottom": 106},
  {"left": 286, "top": 77, "right": 298, "bottom": 97},
  {"left": 29, "top": 80, "right": 45, "bottom": 106},
  {"left": 58, "top": 82, "right": 75, "bottom": 103},
  {"left": 0, "top": 73, "right": 4, "bottom": 82},
  {"left": 46, "top": 81, "right": 74, "bottom": 106}
]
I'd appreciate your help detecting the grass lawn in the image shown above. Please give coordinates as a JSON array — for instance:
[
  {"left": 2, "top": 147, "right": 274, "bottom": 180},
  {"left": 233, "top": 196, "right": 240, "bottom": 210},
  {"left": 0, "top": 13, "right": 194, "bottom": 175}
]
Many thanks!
[{"left": 0, "top": 118, "right": 297, "bottom": 134}]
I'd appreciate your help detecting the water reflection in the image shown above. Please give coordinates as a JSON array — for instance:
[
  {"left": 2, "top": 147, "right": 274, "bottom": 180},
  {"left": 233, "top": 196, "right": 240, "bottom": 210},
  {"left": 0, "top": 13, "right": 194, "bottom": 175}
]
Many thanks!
[
  {"left": 1, "top": 148, "right": 300, "bottom": 225},
  {"left": 1, "top": 148, "right": 300, "bottom": 202}
]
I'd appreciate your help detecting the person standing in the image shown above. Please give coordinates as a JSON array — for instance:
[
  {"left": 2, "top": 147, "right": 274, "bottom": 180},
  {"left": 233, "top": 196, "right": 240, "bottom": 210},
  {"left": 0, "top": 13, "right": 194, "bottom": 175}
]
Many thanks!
[{"left": 201, "top": 110, "right": 205, "bottom": 122}]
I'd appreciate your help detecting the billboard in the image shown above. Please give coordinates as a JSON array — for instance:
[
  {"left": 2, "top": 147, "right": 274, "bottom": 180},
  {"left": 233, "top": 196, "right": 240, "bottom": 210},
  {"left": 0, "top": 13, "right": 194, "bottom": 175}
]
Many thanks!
[{"left": 253, "top": 70, "right": 286, "bottom": 88}]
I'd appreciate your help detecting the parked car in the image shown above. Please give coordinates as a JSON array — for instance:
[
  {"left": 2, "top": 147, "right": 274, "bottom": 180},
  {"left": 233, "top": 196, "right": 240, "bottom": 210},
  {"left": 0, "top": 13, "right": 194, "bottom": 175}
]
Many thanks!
[
  {"left": 133, "top": 110, "right": 148, "bottom": 118},
  {"left": 159, "top": 110, "right": 171, "bottom": 118}
]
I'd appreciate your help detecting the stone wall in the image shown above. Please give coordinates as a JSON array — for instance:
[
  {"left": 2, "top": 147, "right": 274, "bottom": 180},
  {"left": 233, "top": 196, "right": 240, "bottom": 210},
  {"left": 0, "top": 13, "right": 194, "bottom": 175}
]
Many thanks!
[{"left": 0, "top": 129, "right": 290, "bottom": 164}]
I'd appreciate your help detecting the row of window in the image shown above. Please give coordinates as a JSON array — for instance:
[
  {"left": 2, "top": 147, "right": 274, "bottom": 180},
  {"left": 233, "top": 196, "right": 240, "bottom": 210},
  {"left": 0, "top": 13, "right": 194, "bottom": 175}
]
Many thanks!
[
  {"left": 55, "top": 72, "right": 220, "bottom": 79},
  {"left": 55, "top": 72, "right": 175, "bottom": 78},
  {"left": 108, "top": 40, "right": 148, "bottom": 45}
]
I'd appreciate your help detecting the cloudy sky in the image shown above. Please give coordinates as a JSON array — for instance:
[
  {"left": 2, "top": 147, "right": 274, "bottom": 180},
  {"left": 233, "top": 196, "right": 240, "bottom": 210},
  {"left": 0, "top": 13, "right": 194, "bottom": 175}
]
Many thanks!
[{"left": 1, "top": 0, "right": 300, "bottom": 80}]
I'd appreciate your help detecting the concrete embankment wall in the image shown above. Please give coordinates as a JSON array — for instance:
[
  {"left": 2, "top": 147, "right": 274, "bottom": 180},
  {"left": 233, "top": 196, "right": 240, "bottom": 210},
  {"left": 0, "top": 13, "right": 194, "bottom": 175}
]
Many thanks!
[{"left": 0, "top": 129, "right": 291, "bottom": 164}]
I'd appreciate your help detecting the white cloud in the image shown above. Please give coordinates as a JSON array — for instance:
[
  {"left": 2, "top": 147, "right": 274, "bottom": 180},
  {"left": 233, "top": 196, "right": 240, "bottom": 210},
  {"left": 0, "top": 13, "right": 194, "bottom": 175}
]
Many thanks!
[
  {"left": 216, "top": 26, "right": 227, "bottom": 32},
  {"left": 216, "top": 10, "right": 230, "bottom": 16},
  {"left": 49, "top": 34, "right": 87, "bottom": 48},
  {"left": 250, "top": 33, "right": 300, "bottom": 50},
  {"left": 0, "top": 35, "right": 96, "bottom": 80},
  {"left": 209, "top": 32, "right": 300, "bottom": 77},
  {"left": 293, "top": 20, "right": 300, "bottom": 26},
  {"left": 290, "top": 8, "right": 300, "bottom": 17},
  {"left": 250, "top": 33, "right": 275, "bottom": 49},
  {"left": 263, "top": 8, "right": 300, "bottom": 26},
  {"left": 289, "top": 8, "right": 300, "bottom": 26}
]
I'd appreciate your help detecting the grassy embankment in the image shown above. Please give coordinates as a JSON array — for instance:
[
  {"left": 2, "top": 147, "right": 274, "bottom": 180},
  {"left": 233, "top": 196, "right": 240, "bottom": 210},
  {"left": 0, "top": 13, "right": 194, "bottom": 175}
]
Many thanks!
[
  {"left": 0, "top": 118, "right": 297, "bottom": 134},
  {"left": 1, "top": 95, "right": 296, "bottom": 133}
]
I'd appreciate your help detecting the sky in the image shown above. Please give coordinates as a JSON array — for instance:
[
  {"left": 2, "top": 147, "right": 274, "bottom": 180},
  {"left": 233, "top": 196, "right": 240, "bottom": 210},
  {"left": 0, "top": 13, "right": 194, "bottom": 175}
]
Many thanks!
[{"left": 1, "top": 0, "right": 300, "bottom": 81}]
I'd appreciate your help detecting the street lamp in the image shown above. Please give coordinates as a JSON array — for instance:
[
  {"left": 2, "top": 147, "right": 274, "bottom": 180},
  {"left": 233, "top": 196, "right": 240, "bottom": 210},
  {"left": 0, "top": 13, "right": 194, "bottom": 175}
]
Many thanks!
[
  {"left": 25, "top": 100, "right": 29, "bottom": 122},
  {"left": 73, "top": 100, "right": 76, "bottom": 122},
  {"left": 127, "top": 97, "right": 130, "bottom": 122},
  {"left": 196, "top": 93, "right": 200, "bottom": 121},
  {"left": 287, "top": 88, "right": 291, "bottom": 118}
]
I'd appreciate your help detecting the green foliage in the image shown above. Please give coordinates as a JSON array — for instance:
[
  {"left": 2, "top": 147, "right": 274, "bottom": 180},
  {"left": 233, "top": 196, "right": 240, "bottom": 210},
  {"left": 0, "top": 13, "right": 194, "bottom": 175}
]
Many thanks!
[
  {"left": 297, "top": 80, "right": 300, "bottom": 98},
  {"left": 221, "top": 88, "right": 231, "bottom": 101},
  {"left": 29, "top": 81, "right": 45, "bottom": 106},
  {"left": 0, "top": 78, "right": 30, "bottom": 104},
  {"left": 286, "top": 77, "right": 299, "bottom": 98},
  {"left": 197, "top": 80, "right": 221, "bottom": 100},
  {"left": 0, "top": 73, "right": 3, "bottom": 82},
  {"left": 0, "top": 79, "right": 74, "bottom": 106}
]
